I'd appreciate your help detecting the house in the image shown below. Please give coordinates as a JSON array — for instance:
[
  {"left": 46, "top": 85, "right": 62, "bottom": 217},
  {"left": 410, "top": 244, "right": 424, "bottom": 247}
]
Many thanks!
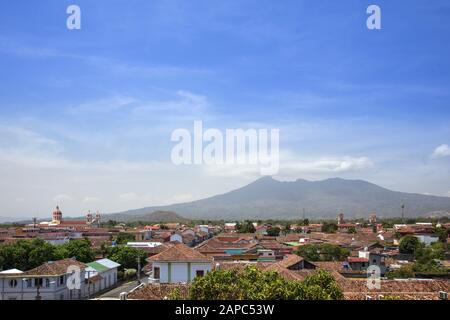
[
  {"left": 257, "top": 249, "right": 276, "bottom": 262},
  {"left": 147, "top": 243, "right": 213, "bottom": 284},
  {"left": 224, "top": 223, "right": 237, "bottom": 233},
  {"left": 346, "top": 257, "right": 369, "bottom": 271},
  {"left": 170, "top": 233, "right": 183, "bottom": 243},
  {"left": 255, "top": 225, "right": 269, "bottom": 235},
  {"left": 85, "top": 258, "right": 120, "bottom": 296},
  {"left": 197, "top": 225, "right": 210, "bottom": 234},
  {"left": 0, "top": 259, "right": 87, "bottom": 300},
  {"left": 415, "top": 234, "right": 439, "bottom": 245},
  {"left": 181, "top": 232, "right": 197, "bottom": 247},
  {"left": 346, "top": 250, "right": 387, "bottom": 275},
  {"left": 127, "top": 241, "right": 163, "bottom": 252},
  {"left": 338, "top": 223, "right": 357, "bottom": 233}
]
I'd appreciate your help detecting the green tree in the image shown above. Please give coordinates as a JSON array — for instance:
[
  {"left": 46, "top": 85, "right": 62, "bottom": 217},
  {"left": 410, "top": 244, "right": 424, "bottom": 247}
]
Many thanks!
[
  {"left": 28, "top": 239, "right": 58, "bottom": 268},
  {"left": 296, "top": 244, "right": 349, "bottom": 262},
  {"left": 435, "top": 227, "right": 449, "bottom": 244},
  {"left": 237, "top": 220, "right": 256, "bottom": 233},
  {"left": 185, "top": 266, "right": 343, "bottom": 300},
  {"left": 399, "top": 235, "right": 421, "bottom": 255},
  {"left": 301, "top": 269, "right": 343, "bottom": 300},
  {"left": 347, "top": 226, "right": 357, "bottom": 234},
  {"left": 267, "top": 227, "right": 281, "bottom": 237},
  {"left": 54, "top": 239, "right": 95, "bottom": 263},
  {"left": 321, "top": 222, "right": 338, "bottom": 233},
  {"left": 282, "top": 223, "right": 291, "bottom": 235},
  {"left": 116, "top": 232, "right": 136, "bottom": 245},
  {"left": 0, "top": 238, "right": 57, "bottom": 271},
  {"left": 107, "top": 246, "right": 146, "bottom": 271},
  {"left": 387, "top": 264, "right": 415, "bottom": 279}
]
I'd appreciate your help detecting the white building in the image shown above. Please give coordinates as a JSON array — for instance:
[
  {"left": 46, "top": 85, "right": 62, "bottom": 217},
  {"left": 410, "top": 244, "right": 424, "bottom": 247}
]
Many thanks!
[
  {"left": 127, "top": 242, "right": 162, "bottom": 249},
  {"left": 0, "top": 259, "right": 87, "bottom": 301},
  {"left": 147, "top": 243, "right": 212, "bottom": 284},
  {"left": 85, "top": 258, "right": 121, "bottom": 296},
  {"left": 415, "top": 234, "right": 439, "bottom": 246},
  {"left": 198, "top": 225, "right": 209, "bottom": 234}
]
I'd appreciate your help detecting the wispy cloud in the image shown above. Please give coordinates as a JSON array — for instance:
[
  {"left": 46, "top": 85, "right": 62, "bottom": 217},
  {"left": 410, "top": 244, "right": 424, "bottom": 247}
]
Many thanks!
[
  {"left": 53, "top": 194, "right": 72, "bottom": 203},
  {"left": 119, "top": 193, "right": 140, "bottom": 202},
  {"left": 203, "top": 155, "right": 374, "bottom": 178},
  {"left": 83, "top": 197, "right": 101, "bottom": 203},
  {"left": 431, "top": 144, "right": 450, "bottom": 158},
  {"left": 67, "top": 96, "right": 137, "bottom": 114}
]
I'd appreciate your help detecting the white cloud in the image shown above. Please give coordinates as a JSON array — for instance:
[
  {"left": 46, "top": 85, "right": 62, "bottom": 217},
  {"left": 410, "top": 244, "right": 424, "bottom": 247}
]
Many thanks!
[
  {"left": 284, "top": 156, "right": 374, "bottom": 173},
  {"left": 119, "top": 193, "right": 139, "bottom": 201},
  {"left": 53, "top": 194, "right": 72, "bottom": 203},
  {"left": 83, "top": 197, "right": 101, "bottom": 203},
  {"left": 67, "top": 96, "right": 137, "bottom": 114},
  {"left": 132, "top": 89, "right": 209, "bottom": 116},
  {"left": 431, "top": 144, "right": 450, "bottom": 158},
  {"left": 204, "top": 156, "right": 374, "bottom": 178}
]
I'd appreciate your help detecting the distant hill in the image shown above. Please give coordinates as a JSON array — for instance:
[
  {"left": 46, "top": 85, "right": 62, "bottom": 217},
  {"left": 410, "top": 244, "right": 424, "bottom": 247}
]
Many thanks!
[
  {"left": 107, "top": 177, "right": 450, "bottom": 220},
  {"left": 108, "top": 210, "right": 188, "bottom": 223}
]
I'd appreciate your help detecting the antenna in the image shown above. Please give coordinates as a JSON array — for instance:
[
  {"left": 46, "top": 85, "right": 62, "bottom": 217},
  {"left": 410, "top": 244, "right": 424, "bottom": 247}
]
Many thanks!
[{"left": 401, "top": 203, "right": 405, "bottom": 223}]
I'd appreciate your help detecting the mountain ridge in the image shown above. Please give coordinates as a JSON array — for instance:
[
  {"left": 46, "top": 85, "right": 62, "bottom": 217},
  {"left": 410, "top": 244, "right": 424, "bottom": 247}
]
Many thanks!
[{"left": 106, "top": 177, "right": 450, "bottom": 220}]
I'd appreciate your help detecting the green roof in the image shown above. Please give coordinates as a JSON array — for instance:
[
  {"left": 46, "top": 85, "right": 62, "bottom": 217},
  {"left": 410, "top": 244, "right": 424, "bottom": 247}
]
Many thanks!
[
  {"left": 284, "top": 242, "right": 301, "bottom": 247},
  {"left": 86, "top": 262, "right": 110, "bottom": 272}
]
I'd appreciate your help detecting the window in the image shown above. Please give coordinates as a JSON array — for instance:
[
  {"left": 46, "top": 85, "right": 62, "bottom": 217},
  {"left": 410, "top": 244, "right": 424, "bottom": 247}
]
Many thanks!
[
  {"left": 34, "top": 278, "right": 43, "bottom": 287},
  {"left": 45, "top": 278, "right": 50, "bottom": 288},
  {"left": 153, "top": 267, "right": 160, "bottom": 279},
  {"left": 9, "top": 279, "right": 18, "bottom": 288},
  {"left": 59, "top": 275, "right": 65, "bottom": 286},
  {"left": 25, "top": 279, "right": 32, "bottom": 288},
  {"left": 196, "top": 270, "right": 205, "bottom": 278}
]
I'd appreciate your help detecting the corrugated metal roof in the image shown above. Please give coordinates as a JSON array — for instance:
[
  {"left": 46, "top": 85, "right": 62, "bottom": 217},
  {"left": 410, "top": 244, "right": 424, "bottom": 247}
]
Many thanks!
[
  {"left": 86, "top": 262, "right": 109, "bottom": 272},
  {"left": 0, "top": 268, "right": 23, "bottom": 274},
  {"left": 96, "top": 258, "right": 121, "bottom": 269}
]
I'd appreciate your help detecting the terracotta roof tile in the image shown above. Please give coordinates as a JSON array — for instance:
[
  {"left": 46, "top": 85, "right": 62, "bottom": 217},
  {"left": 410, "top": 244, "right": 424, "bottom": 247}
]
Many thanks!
[
  {"left": 147, "top": 243, "right": 212, "bottom": 262},
  {"left": 25, "top": 259, "right": 87, "bottom": 276}
]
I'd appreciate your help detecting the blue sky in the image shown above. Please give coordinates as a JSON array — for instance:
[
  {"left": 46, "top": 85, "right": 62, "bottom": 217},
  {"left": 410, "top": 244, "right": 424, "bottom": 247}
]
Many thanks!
[{"left": 1, "top": 0, "right": 450, "bottom": 218}]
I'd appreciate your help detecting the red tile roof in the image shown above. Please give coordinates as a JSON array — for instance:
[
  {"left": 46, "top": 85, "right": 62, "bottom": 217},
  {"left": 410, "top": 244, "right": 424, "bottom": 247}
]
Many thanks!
[
  {"left": 147, "top": 243, "right": 212, "bottom": 262},
  {"left": 25, "top": 259, "right": 87, "bottom": 276}
]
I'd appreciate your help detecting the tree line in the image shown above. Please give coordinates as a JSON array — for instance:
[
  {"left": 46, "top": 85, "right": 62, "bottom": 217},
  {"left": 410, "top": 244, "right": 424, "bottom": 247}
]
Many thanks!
[{"left": 0, "top": 238, "right": 146, "bottom": 273}]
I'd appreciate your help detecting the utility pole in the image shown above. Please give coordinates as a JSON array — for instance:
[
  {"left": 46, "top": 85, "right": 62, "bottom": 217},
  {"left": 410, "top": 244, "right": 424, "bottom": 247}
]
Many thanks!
[
  {"left": 401, "top": 204, "right": 405, "bottom": 223},
  {"left": 87, "top": 270, "right": 91, "bottom": 300},
  {"left": 137, "top": 255, "right": 141, "bottom": 284},
  {"left": 35, "top": 279, "right": 41, "bottom": 300}
]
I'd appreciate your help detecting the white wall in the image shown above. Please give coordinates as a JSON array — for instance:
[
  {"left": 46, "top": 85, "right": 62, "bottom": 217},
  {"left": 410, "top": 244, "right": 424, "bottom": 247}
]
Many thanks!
[
  {"left": 153, "top": 262, "right": 212, "bottom": 284},
  {"left": 0, "top": 274, "right": 86, "bottom": 300}
]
